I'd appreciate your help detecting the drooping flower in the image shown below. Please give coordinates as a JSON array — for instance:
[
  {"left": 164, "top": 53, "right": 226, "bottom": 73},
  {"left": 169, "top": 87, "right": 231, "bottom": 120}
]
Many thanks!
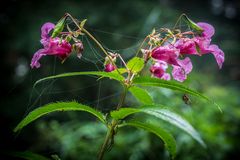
[
  {"left": 172, "top": 57, "right": 193, "bottom": 82},
  {"left": 151, "top": 45, "right": 180, "bottom": 66},
  {"left": 104, "top": 63, "right": 116, "bottom": 72},
  {"left": 150, "top": 61, "right": 170, "bottom": 80},
  {"left": 193, "top": 22, "right": 224, "bottom": 68},
  {"left": 175, "top": 22, "right": 224, "bottom": 69},
  {"left": 30, "top": 22, "right": 72, "bottom": 69}
]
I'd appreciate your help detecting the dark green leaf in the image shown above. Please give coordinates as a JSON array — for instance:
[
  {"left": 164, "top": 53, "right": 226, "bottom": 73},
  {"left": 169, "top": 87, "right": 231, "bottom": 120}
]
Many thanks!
[
  {"left": 9, "top": 151, "right": 51, "bottom": 160},
  {"left": 111, "top": 106, "right": 206, "bottom": 147},
  {"left": 129, "top": 86, "right": 153, "bottom": 105},
  {"left": 52, "top": 17, "right": 66, "bottom": 38},
  {"left": 123, "top": 120, "right": 176, "bottom": 158},
  {"left": 34, "top": 71, "right": 124, "bottom": 87},
  {"left": 14, "top": 101, "right": 106, "bottom": 132},
  {"left": 127, "top": 57, "right": 144, "bottom": 73},
  {"left": 133, "top": 76, "right": 221, "bottom": 111}
]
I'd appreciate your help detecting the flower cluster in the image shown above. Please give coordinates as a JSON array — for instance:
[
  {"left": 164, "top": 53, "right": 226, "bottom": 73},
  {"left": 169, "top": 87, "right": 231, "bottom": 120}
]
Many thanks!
[
  {"left": 31, "top": 22, "right": 83, "bottom": 68},
  {"left": 30, "top": 18, "right": 224, "bottom": 83},
  {"left": 148, "top": 22, "right": 224, "bottom": 82}
]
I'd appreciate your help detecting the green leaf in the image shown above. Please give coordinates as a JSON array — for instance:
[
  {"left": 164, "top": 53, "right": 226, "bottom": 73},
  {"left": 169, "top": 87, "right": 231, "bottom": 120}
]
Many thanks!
[
  {"left": 14, "top": 101, "right": 106, "bottom": 132},
  {"left": 112, "top": 68, "right": 127, "bottom": 74},
  {"left": 129, "top": 86, "right": 153, "bottom": 105},
  {"left": 52, "top": 17, "right": 66, "bottom": 38},
  {"left": 34, "top": 71, "right": 124, "bottom": 87},
  {"left": 127, "top": 57, "right": 144, "bottom": 73},
  {"left": 9, "top": 151, "right": 51, "bottom": 160},
  {"left": 123, "top": 120, "right": 176, "bottom": 158},
  {"left": 80, "top": 19, "right": 87, "bottom": 28},
  {"left": 133, "top": 76, "right": 221, "bottom": 111},
  {"left": 111, "top": 106, "right": 206, "bottom": 147},
  {"left": 182, "top": 14, "right": 203, "bottom": 34}
]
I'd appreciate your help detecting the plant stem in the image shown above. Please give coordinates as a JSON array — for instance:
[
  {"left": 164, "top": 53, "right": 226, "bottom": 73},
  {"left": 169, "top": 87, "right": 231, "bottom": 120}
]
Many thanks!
[
  {"left": 97, "top": 86, "right": 128, "bottom": 160},
  {"left": 97, "top": 127, "right": 113, "bottom": 160}
]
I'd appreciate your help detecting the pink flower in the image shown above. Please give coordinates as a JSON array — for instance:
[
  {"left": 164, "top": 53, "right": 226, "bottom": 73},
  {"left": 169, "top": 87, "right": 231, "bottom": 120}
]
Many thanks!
[
  {"left": 150, "top": 61, "right": 170, "bottom": 80},
  {"left": 175, "top": 22, "right": 224, "bottom": 69},
  {"left": 151, "top": 45, "right": 180, "bottom": 66},
  {"left": 193, "top": 37, "right": 212, "bottom": 54},
  {"left": 30, "top": 22, "right": 72, "bottom": 69},
  {"left": 104, "top": 63, "right": 116, "bottom": 72},
  {"left": 172, "top": 57, "right": 193, "bottom": 82},
  {"left": 197, "top": 22, "right": 215, "bottom": 39}
]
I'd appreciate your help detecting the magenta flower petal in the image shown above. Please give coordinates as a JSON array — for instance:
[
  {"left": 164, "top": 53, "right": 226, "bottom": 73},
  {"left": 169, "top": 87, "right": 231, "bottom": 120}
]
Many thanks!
[
  {"left": 47, "top": 38, "right": 72, "bottom": 59},
  {"left": 104, "top": 63, "right": 116, "bottom": 72},
  {"left": 162, "top": 73, "right": 171, "bottom": 80},
  {"left": 172, "top": 57, "right": 193, "bottom": 82},
  {"left": 180, "top": 57, "right": 193, "bottom": 74},
  {"left": 175, "top": 38, "right": 197, "bottom": 55},
  {"left": 30, "top": 49, "right": 47, "bottom": 68},
  {"left": 150, "top": 61, "right": 170, "bottom": 80},
  {"left": 151, "top": 45, "right": 180, "bottom": 66},
  {"left": 40, "top": 22, "right": 55, "bottom": 47},
  {"left": 172, "top": 67, "right": 186, "bottom": 82},
  {"left": 197, "top": 22, "right": 215, "bottom": 39},
  {"left": 209, "top": 44, "right": 224, "bottom": 69},
  {"left": 41, "top": 22, "right": 55, "bottom": 40},
  {"left": 194, "top": 37, "right": 212, "bottom": 54}
]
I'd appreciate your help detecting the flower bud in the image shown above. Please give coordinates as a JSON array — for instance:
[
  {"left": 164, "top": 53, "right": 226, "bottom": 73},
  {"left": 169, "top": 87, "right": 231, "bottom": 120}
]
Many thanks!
[{"left": 104, "top": 63, "right": 116, "bottom": 72}]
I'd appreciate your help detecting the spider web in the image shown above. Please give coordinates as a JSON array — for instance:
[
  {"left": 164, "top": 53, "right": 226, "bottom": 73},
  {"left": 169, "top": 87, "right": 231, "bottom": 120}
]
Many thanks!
[{"left": 24, "top": 26, "right": 143, "bottom": 118}]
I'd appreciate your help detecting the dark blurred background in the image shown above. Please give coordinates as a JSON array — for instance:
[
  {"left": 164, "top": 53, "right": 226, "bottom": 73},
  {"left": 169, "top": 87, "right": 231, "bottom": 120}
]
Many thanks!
[{"left": 1, "top": 0, "right": 240, "bottom": 159}]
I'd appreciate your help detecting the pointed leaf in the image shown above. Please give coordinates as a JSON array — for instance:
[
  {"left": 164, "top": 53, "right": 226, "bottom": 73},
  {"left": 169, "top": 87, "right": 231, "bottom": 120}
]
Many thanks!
[
  {"left": 127, "top": 57, "right": 144, "bottom": 73},
  {"left": 133, "top": 76, "right": 221, "bottom": 111},
  {"left": 129, "top": 86, "right": 153, "bottom": 105},
  {"left": 111, "top": 106, "right": 206, "bottom": 147},
  {"left": 14, "top": 101, "right": 106, "bottom": 132},
  {"left": 34, "top": 71, "right": 124, "bottom": 87},
  {"left": 123, "top": 120, "right": 176, "bottom": 158},
  {"left": 52, "top": 17, "right": 66, "bottom": 38},
  {"left": 80, "top": 19, "right": 87, "bottom": 28}
]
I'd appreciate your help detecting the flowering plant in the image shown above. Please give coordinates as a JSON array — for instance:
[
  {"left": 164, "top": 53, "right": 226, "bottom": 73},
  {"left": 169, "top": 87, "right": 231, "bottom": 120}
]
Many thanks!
[{"left": 14, "top": 13, "right": 224, "bottom": 159}]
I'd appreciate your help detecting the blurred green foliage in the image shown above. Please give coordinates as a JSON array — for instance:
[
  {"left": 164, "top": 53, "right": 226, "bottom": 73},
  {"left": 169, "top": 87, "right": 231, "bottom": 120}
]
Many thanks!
[{"left": 32, "top": 72, "right": 240, "bottom": 160}]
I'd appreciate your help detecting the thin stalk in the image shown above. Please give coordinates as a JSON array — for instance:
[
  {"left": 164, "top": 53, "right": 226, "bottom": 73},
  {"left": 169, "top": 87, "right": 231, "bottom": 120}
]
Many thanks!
[
  {"left": 97, "top": 127, "right": 113, "bottom": 160},
  {"left": 118, "top": 54, "right": 129, "bottom": 72},
  {"left": 173, "top": 13, "right": 185, "bottom": 29},
  {"left": 135, "top": 36, "right": 148, "bottom": 57},
  {"left": 81, "top": 27, "right": 120, "bottom": 74},
  {"left": 97, "top": 86, "right": 128, "bottom": 160}
]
